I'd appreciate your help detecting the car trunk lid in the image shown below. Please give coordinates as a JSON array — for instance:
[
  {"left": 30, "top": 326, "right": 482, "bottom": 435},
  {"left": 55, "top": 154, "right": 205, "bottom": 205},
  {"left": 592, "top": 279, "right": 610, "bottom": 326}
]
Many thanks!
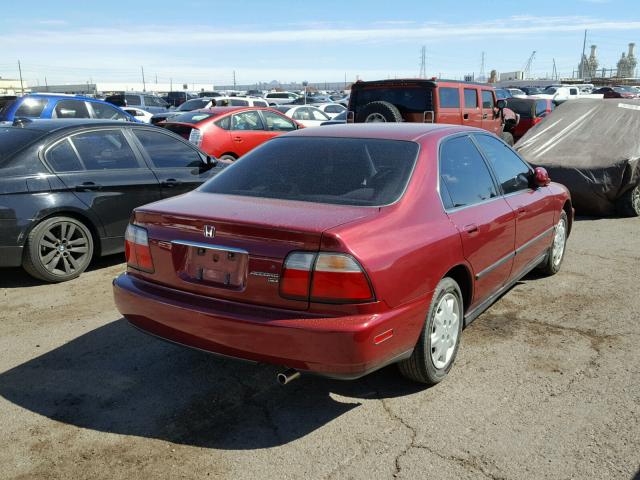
[{"left": 132, "top": 192, "right": 377, "bottom": 310}]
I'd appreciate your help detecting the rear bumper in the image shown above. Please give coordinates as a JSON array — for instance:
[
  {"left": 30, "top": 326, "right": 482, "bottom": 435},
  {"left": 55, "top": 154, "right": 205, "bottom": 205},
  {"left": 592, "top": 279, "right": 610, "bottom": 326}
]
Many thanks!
[
  {"left": 113, "top": 273, "right": 427, "bottom": 379},
  {"left": 0, "top": 246, "right": 23, "bottom": 267}
]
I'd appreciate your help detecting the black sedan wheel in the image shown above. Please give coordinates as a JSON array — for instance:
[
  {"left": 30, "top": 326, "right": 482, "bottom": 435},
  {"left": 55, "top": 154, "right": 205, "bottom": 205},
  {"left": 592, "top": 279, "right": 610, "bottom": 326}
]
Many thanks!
[{"left": 23, "top": 216, "right": 94, "bottom": 282}]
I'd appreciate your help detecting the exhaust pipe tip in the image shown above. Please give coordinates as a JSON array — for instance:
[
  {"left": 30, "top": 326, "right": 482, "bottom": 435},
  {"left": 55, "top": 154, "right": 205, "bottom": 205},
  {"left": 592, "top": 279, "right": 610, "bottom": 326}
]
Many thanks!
[{"left": 277, "top": 368, "right": 301, "bottom": 386}]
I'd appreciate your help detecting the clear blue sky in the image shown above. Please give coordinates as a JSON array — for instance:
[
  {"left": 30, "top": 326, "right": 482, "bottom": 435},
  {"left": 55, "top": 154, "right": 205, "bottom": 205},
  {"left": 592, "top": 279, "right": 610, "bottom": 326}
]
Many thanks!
[{"left": 0, "top": 0, "right": 638, "bottom": 87}]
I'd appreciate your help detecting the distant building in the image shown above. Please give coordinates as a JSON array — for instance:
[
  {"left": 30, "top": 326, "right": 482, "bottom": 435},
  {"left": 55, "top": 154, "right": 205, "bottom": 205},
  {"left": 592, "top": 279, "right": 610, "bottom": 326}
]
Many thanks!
[
  {"left": 617, "top": 43, "right": 637, "bottom": 78},
  {"left": 578, "top": 45, "right": 599, "bottom": 80},
  {"left": 29, "top": 82, "right": 216, "bottom": 95},
  {"left": 0, "top": 77, "right": 28, "bottom": 95}
]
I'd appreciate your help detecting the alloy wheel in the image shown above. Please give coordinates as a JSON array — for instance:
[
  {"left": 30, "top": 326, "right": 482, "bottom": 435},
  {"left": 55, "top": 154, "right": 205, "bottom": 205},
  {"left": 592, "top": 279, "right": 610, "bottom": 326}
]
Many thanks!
[
  {"left": 38, "top": 221, "right": 91, "bottom": 277},
  {"left": 552, "top": 218, "right": 567, "bottom": 267}
]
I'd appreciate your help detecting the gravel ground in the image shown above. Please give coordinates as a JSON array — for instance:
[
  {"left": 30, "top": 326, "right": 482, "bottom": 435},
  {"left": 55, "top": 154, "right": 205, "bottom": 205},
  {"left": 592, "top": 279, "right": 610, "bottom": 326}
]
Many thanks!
[{"left": 0, "top": 217, "right": 639, "bottom": 480}]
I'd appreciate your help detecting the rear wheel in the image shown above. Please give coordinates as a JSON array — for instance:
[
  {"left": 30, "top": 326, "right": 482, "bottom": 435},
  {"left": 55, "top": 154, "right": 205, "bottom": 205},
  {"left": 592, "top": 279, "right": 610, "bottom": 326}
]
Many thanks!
[
  {"left": 538, "top": 211, "right": 568, "bottom": 276},
  {"left": 398, "top": 277, "right": 463, "bottom": 385},
  {"left": 356, "top": 101, "right": 402, "bottom": 123},
  {"left": 23, "top": 216, "right": 94, "bottom": 283},
  {"left": 615, "top": 185, "right": 640, "bottom": 217},
  {"left": 501, "top": 131, "right": 515, "bottom": 146}
]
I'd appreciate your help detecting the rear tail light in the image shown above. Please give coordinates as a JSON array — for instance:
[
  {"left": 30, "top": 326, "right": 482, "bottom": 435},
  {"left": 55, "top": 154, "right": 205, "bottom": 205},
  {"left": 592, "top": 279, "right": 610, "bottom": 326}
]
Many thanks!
[
  {"left": 533, "top": 117, "right": 543, "bottom": 125},
  {"left": 188, "top": 128, "right": 202, "bottom": 147},
  {"left": 125, "top": 224, "right": 154, "bottom": 272},
  {"left": 280, "top": 252, "right": 374, "bottom": 303}
]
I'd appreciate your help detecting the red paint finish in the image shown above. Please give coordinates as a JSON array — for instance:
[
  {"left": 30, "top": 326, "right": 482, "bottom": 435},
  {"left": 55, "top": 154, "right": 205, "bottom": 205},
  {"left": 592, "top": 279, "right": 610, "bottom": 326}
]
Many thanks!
[{"left": 113, "top": 123, "right": 571, "bottom": 379}]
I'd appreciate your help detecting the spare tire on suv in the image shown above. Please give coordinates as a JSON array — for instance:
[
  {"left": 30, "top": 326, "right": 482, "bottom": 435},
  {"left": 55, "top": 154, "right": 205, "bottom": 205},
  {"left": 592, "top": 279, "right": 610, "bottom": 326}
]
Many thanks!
[{"left": 356, "top": 101, "right": 403, "bottom": 123}]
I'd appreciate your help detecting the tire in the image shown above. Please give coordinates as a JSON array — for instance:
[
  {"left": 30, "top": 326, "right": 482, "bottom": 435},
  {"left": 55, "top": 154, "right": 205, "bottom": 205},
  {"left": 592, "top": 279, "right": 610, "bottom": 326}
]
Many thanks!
[
  {"left": 615, "top": 185, "right": 640, "bottom": 217},
  {"left": 500, "top": 131, "right": 515, "bottom": 146},
  {"left": 356, "top": 101, "right": 402, "bottom": 123},
  {"left": 538, "top": 210, "right": 568, "bottom": 276},
  {"left": 218, "top": 154, "right": 237, "bottom": 164},
  {"left": 22, "top": 216, "right": 94, "bottom": 283},
  {"left": 398, "top": 277, "right": 463, "bottom": 385}
]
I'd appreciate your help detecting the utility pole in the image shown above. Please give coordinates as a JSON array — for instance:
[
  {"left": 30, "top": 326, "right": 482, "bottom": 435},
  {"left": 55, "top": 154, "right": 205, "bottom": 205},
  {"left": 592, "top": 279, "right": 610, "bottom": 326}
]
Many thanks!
[
  {"left": 141, "top": 66, "right": 146, "bottom": 92},
  {"left": 419, "top": 46, "right": 427, "bottom": 78},
  {"left": 480, "top": 51, "right": 486, "bottom": 81},
  {"left": 155, "top": 74, "right": 158, "bottom": 84},
  {"left": 170, "top": 78, "right": 173, "bottom": 91},
  {"left": 233, "top": 70, "right": 237, "bottom": 90},
  {"left": 17, "top": 60, "right": 24, "bottom": 95},
  {"left": 552, "top": 58, "right": 558, "bottom": 80},
  {"left": 579, "top": 29, "right": 587, "bottom": 79},
  {"left": 44, "top": 76, "right": 48, "bottom": 92}
]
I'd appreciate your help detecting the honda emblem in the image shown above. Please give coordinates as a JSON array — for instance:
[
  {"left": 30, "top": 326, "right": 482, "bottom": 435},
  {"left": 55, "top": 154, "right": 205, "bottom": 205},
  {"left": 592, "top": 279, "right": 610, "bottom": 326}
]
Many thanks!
[{"left": 204, "top": 225, "right": 215, "bottom": 238}]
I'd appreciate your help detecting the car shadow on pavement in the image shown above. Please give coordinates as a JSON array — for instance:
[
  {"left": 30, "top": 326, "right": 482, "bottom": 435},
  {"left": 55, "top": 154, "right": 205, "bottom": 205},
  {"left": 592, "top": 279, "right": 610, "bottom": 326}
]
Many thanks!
[
  {"left": 0, "top": 254, "right": 125, "bottom": 289},
  {"left": 0, "top": 319, "right": 423, "bottom": 449}
]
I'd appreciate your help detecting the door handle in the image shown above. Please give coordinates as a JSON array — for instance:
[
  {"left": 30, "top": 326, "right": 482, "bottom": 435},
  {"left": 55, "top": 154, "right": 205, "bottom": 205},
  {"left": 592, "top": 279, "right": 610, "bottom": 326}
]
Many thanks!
[
  {"left": 463, "top": 223, "right": 479, "bottom": 235},
  {"left": 233, "top": 136, "right": 243, "bottom": 142},
  {"left": 161, "top": 179, "right": 181, "bottom": 187},
  {"left": 517, "top": 205, "right": 527, "bottom": 215},
  {"left": 463, "top": 113, "right": 469, "bottom": 120},
  {"left": 75, "top": 182, "right": 102, "bottom": 191},
  {"left": 482, "top": 113, "right": 488, "bottom": 119}
]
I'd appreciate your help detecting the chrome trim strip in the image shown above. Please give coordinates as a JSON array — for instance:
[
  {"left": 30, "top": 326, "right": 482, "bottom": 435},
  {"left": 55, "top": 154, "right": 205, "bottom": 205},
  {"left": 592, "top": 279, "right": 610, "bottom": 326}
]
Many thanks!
[
  {"left": 475, "top": 225, "right": 555, "bottom": 281},
  {"left": 171, "top": 240, "right": 249, "bottom": 255},
  {"left": 515, "top": 225, "right": 555, "bottom": 255}
]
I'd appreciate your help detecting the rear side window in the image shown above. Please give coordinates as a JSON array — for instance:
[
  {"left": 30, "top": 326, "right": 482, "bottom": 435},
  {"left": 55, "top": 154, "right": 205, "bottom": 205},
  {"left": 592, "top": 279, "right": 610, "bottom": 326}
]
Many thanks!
[
  {"left": 325, "top": 104, "right": 345, "bottom": 114},
  {"left": 15, "top": 98, "right": 48, "bottom": 118},
  {"left": 200, "top": 137, "right": 419, "bottom": 206},
  {"left": 70, "top": 130, "right": 139, "bottom": 170},
  {"left": 231, "top": 111, "right": 264, "bottom": 130},
  {"left": 230, "top": 99, "right": 249, "bottom": 106},
  {"left": 439, "top": 88, "right": 460, "bottom": 108},
  {"left": 215, "top": 116, "right": 231, "bottom": 130},
  {"left": 535, "top": 100, "right": 549, "bottom": 117},
  {"left": 481, "top": 91, "right": 494, "bottom": 109},
  {"left": 464, "top": 89, "right": 478, "bottom": 108},
  {"left": 134, "top": 130, "right": 203, "bottom": 168},
  {"left": 54, "top": 100, "right": 90, "bottom": 119},
  {"left": 473, "top": 134, "right": 531, "bottom": 194},
  {"left": 439, "top": 136, "right": 497, "bottom": 208},
  {"left": 46, "top": 139, "right": 83, "bottom": 172},
  {"left": 253, "top": 100, "right": 268, "bottom": 107}
]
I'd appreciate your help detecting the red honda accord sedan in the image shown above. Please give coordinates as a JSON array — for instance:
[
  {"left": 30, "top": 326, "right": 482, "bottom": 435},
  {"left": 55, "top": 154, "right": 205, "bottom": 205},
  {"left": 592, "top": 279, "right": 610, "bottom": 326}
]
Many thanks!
[{"left": 113, "top": 124, "right": 572, "bottom": 385}]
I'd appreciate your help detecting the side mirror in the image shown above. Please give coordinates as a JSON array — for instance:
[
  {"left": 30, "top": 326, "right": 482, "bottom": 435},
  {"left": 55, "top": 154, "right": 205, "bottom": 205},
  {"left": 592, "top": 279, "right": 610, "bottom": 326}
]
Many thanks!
[
  {"left": 496, "top": 99, "right": 507, "bottom": 109},
  {"left": 533, "top": 167, "right": 551, "bottom": 187}
]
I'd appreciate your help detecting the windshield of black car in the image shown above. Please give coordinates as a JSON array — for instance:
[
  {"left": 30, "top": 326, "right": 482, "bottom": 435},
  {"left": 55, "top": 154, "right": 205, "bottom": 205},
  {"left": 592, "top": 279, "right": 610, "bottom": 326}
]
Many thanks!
[
  {"left": 199, "top": 137, "right": 419, "bottom": 206},
  {"left": 0, "top": 128, "right": 45, "bottom": 165},
  {"left": 178, "top": 99, "right": 209, "bottom": 111},
  {"left": 170, "top": 112, "right": 215, "bottom": 123}
]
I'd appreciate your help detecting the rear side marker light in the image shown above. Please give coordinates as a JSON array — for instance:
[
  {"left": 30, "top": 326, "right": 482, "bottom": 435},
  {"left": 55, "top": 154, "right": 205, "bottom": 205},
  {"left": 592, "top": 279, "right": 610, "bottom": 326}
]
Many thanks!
[
  {"left": 374, "top": 329, "right": 394, "bottom": 345},
  {"left": 280, "top": 252, "right": 374, "bottom": 304},
  {"left": 125, "top": 224, "right": 154, "bottom": 272}
]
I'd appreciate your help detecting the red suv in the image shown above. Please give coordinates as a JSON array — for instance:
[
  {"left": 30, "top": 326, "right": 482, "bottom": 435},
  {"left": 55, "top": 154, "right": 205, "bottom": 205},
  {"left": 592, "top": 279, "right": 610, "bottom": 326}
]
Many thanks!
[
  {"left": 348, "top": 79, "right": 518, "bottom": 145},
  {"left": 114, "top": 124, "right": 572, "bottom": 385},
  {"left": 161, "top": 107, "right": 303, "bottom": 163}
]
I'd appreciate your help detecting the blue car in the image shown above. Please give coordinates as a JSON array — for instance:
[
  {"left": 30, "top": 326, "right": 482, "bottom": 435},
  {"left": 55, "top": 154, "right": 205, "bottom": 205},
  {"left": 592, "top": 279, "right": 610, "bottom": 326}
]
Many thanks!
[{"left": 0, "top": 94, "right": 137, "bottom": 123}]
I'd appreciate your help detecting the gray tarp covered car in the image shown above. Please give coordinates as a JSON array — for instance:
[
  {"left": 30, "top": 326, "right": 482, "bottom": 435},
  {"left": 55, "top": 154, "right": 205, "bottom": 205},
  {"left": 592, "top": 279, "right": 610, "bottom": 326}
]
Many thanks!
[{"left": 516, "top": 99, "right": 640, "bottom": 216}]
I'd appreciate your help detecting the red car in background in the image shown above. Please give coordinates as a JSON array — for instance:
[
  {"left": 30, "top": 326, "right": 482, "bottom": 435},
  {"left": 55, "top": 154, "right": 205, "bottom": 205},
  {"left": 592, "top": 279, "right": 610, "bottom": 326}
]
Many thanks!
[
  {"left": 592, "top": 86, "right": 640, "bottom": 99},
  {"left": 114, "top": 124, "right": 572, "bottom": 386},
  {"left": 160, "top": 107, "right": 303, "bottom": 164},
  {"left": 506, "top": 98, "right": 554, "bottom": 141}
]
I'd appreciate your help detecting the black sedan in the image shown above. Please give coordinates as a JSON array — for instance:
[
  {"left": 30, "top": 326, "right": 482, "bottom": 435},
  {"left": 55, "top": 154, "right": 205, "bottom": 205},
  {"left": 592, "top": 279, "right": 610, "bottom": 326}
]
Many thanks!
[{"left": 0, "top": 119, "right": 220, "bottom": 282}]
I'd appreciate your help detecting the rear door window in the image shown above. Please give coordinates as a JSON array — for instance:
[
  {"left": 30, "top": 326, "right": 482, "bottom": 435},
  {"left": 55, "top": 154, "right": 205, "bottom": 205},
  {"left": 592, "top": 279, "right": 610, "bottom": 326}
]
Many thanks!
[
  {"left": 464, "top": 89, "right": 478, "bottom": 108},
  {"left": 439, "top": 88, "right": 460, "bottom": 108},
  {"left": 473, "top": 134, "right": 532, "bottom": 194},
  {"left": 15, "top": 98, "right": 49, "bottom": 118},
  {"left": 53, "top": 100, "right": 90, "bottom": 119},
  {"left": 46, "top": 139, "right": 84, "bottom": 172},
  {"left": 230, "top": 99, "right": 249, "bottom": 106},
  {"left": 70, "top": 130, "right": 140, "bottom": 170},
  {"left": 90, "top": 102, "right": 130, "bottom": 121},
  {"left": 439, "top": 135, "right": 497, "bottom": 208},
  {"left": 354, "top": 86, "right": 433, "bottom": 113},
  {"left": 125, "top": 95, "right": 142, "bottom": 106},
  {"left": 133, "top": 130, "right": 203, "bottom": 168}
]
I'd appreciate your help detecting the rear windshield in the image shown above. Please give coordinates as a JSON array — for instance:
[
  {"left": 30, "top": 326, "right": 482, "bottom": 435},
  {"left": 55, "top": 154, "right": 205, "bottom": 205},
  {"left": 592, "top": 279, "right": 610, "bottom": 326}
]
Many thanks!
[
  {"left": 178, "top": 99, "right": 209, "bottom": 111},
  {"left": 504, "top": 99, "right": 534, "bottom": 118},
  {"left": 352, "top": 86, "right": 434, "bottom": 114},
  {"left": 200, "top": 137, "right": 419, "bottom": 206},
  {"left": 170, "top": 112, "right": 215, "bottom": 124},
  {"left": 0, "top": 128, "right": 45, "bottom": 165}
]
